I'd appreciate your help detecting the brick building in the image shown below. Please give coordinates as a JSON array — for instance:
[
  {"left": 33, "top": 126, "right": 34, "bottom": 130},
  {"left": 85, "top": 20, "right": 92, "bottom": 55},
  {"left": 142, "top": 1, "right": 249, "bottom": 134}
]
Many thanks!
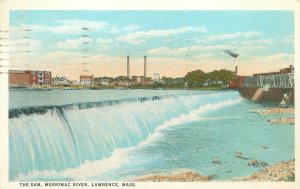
[
  {"left": 253, "top": 65, "right": 294, "bottom": 77},
  {"left": 229, "top": 76, "right": 246, "bottom": 88},
  {"left": 9, "top": 70, "right": 52, "bottom": 86}
]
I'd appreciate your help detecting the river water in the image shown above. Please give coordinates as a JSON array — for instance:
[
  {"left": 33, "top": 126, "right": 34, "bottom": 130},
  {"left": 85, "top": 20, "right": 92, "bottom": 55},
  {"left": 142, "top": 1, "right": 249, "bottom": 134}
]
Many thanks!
[{"left": 9, "top": 89, "right": 294, "bottom": 181}]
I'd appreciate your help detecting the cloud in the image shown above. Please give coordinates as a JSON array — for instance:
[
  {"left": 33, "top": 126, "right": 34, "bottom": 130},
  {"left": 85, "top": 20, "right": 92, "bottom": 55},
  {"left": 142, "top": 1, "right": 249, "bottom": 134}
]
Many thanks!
[
  {"left": 9, "top": 38, "right": 41, "bottom": 48},
  {"left": 53, "top": 20, "right": 108, "bottom": 34},
  {"left": 10, "top": 25, "right": 49, "bottom": 33},
  {"left": 45, "top": 51, "right": 82, "bottom": 60},
  {"left": 123, "top": 24, "right": 139, "bottom": 32},
  {"left": 118, "top": 26, "right": 207, "bottom": 44},
  {"left": 282, "top": 34, "right": 294, "bottom": 44},
  {"left": 96, "top": 38, "right": 113, "bottom": 45},
  {"left": 10, "top": 50, "right": 294, "bottom": 80},
  {"left": 9, "top": 38, "right": 42, "bottom": 56},
  {"left": 241, "top": 39, "right": 274, "bottom": 45},
  {"left": 56, "top": 37, "right": 93, "bottom": 49},
  {"left": 147, "top": 43, "right": 271, "bottom": 59},
  {"left": 238, "top": 45, "right": 268, "bottom": 53},
  {"left": 193, "top": 53, "right": 213, "bottom": 59},
  {"left": 13, "top": 19, "right": 109, "bottom": 35},
  {"left": 199, "top": 31, "right": 261, "bottom": 43},
  {"left": 147, "top": 45, "right": 231, "bottom": 55},
  {"left": 110, "top": 26, "right": 120, "bottom": 33},
  {"left": 96, "top": 38, "right": 114, "bottom": 50},
  {"left": 264, "top": 53, "right": 294, "bottom": 62}
]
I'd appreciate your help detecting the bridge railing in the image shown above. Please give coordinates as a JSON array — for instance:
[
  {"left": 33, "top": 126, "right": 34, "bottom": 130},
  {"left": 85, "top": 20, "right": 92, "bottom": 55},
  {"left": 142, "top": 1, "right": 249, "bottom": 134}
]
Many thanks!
[{"left": 243, "top": 73, "right": 294, "bottom": 88}]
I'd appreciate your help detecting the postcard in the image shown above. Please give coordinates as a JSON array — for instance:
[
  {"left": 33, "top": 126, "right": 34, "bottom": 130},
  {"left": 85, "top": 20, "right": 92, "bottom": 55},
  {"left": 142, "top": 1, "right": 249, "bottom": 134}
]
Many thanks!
[{"left": 0, "top": 0, "right": 299, "bottom": 189}]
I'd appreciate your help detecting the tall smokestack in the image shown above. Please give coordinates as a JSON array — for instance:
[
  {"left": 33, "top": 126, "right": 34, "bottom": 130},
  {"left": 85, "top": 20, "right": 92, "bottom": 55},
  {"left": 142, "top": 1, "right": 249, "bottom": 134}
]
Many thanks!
[
  {"left": 235, "top": 66, "right": 238, "bottom": 76},
  {"left": 127, "top": 55, "right": 130, "bottom": 79},
  {"left": 144, "top": 55, "right": 147, "bottom": 78}
]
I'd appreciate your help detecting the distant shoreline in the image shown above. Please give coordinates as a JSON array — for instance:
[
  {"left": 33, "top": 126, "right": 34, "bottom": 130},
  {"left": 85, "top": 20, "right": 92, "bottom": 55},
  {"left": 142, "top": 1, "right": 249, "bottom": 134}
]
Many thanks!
[{"left": 9, "top": 85, "right": 231, "bottom": 91}]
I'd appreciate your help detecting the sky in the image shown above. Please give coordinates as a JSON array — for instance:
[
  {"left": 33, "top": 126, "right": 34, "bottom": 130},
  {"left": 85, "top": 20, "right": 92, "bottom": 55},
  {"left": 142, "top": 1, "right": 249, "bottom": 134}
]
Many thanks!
[{"left": 8, "top": 11, "right": 294, "bottom": 80}]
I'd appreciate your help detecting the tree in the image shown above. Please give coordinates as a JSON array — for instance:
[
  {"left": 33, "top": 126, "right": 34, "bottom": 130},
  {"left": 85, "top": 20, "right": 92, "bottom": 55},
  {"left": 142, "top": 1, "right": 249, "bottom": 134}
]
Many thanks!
[
  {"left": 205, "top": 70, "right": 218, "bottom": 86},
  {"left": 216, "top": 69, "right": 236, "bottom": 86},
  {"left": 161, "top": 77, "right": 175, "bottom": 85},
  {"left": 130, "top": 75, "right": 138, "bottom": 82},
  {"left": 115, "top": 76, "right": 128, "bottom": 81},
  {"left": 184, "top": 70, "right": 206, "bottom": 87},
  {"left": 205, "top": 69, "right": 236, "bottom": 86}
]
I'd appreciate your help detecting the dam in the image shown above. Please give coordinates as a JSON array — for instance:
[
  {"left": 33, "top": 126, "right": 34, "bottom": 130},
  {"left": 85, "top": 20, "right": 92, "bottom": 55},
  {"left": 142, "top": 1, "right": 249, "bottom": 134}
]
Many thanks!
[{"left": 237, "top": 66, "right": 294, "bottom": 105}]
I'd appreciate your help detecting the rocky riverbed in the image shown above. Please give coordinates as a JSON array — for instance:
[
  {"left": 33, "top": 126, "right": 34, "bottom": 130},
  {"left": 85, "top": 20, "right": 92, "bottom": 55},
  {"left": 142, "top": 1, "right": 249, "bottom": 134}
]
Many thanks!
[
  {"left": 251, "top": 107, "right": 294, "bottom": 124},
  {"left": 134, "top": 171, "right": 216, "bottom": 182},
  {"left": 234, "top": 160, "right": 295, "bottom": 181},
  {"left": 252, "top": 107, "right": 294, "bottom": 115},
  {"left": 267, "top": 118, "right": 294, "bottom": 124},
  {"left": 134, "top": 160, "right": 294, "bottom": 182}
]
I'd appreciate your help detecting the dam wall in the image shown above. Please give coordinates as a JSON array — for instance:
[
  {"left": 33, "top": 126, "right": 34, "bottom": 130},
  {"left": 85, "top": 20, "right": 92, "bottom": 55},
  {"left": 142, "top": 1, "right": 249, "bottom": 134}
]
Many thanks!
[
  {"left": 238, "top": 71, "right": 294, "bottom": 105},
  {"left": 239, "top": 87, "right": 294, "bottom": 105}
]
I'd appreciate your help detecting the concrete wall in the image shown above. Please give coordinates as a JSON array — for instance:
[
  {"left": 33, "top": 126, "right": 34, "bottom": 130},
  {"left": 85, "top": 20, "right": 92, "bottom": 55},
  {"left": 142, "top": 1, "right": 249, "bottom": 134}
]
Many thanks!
[{"left": 239, "top": 87, "right": 294, "bottom": 105}]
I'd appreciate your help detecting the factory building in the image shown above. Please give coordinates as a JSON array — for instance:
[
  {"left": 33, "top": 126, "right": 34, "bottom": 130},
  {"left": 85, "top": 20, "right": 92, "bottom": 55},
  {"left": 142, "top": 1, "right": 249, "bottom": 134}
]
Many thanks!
[
  {"left": 153, "top": 73, "right": 161, "bottom": 83},
  {"left": 80, "top": 75, "right": 93, "bottom": 85},
  {"left": 9, "top": 70, "right": 52, "bottom": 86},
  {"left": 253, "top": 65, "right": 294, "bottom": 77},
  {"left": 229, "top": 76, "right": 246, "bottom": 88}
]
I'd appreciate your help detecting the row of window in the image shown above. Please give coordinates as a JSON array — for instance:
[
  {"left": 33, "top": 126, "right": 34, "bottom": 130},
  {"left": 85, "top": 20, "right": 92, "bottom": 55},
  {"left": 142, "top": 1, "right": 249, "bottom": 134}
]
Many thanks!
[
  {"left": 81, "top": 80, "right": 92, "bottom": 82},
  {"left": 80, "top": 77, "right": 93, "bottom": 79},
  {"left": 31, "top": 72, "right": 51, "bottom": 76}
]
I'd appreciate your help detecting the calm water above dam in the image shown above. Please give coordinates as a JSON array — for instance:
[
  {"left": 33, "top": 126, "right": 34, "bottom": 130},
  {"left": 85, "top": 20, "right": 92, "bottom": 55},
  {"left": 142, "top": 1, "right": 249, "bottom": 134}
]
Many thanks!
[{"left": 9, "top": 89, "right": 294, "bottom": 181}]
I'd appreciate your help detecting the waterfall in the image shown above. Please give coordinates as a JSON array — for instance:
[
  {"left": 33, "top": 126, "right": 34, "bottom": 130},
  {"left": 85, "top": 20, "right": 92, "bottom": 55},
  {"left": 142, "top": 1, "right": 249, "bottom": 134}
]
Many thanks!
[{"left": 9, "top": 91, "right": 242, "bottom": 180}]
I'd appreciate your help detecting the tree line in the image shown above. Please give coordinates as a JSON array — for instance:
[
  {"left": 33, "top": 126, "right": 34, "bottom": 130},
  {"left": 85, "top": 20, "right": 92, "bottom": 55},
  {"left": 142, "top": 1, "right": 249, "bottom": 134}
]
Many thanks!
[
  {"left": 184, "top": 69, "right": 236, "bottom": 87},
  {"left": 93, "top": 69, "right": 236, "bottom": 88}
]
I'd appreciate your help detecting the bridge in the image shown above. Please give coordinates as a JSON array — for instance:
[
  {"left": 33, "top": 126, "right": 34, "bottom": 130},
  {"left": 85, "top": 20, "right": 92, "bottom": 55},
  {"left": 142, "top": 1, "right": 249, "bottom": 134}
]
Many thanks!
[{"left": 243, "top": 73, "right": 294, "bottom": 89}]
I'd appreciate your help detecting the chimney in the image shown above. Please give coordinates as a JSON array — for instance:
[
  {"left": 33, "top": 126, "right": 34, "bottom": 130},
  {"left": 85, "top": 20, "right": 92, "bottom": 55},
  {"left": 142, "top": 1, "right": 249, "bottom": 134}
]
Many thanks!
[
  {"left": 144, "top": 55, "right": 147, "bottom": 78},
  {"left": 290, "top": 65, "right": 294, "bottom": 73},
  {"left": 127, "top": 55, "right": 130, "bottom": 79},
  {"left": 235, "top": 66, "right": 238, "bottom": 76}
]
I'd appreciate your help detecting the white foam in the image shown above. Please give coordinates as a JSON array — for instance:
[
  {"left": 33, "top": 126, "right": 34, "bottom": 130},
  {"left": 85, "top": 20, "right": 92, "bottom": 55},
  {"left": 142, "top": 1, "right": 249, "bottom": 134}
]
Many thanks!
[
  {"left": 15, "top": 148, "right": 130, "bottom": 181},
  {"left": 15, "top": 95, "right": 243, "bottom": 181},
  {"left": 137, "top": 98, "right": 242, "bottom": 148}
]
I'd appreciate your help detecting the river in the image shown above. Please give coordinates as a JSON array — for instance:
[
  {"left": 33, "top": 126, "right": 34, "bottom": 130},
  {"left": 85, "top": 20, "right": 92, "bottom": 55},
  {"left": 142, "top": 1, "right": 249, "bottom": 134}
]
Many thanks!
[{"left": 9, "top": 89, "right": 294, "bottom": 181}]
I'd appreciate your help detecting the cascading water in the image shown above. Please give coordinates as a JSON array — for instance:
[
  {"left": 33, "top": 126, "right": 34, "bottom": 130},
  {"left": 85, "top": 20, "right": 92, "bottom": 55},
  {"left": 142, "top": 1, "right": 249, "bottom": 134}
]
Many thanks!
[{"left": 9, "top": 91, "right": 242, "bottom": 180}]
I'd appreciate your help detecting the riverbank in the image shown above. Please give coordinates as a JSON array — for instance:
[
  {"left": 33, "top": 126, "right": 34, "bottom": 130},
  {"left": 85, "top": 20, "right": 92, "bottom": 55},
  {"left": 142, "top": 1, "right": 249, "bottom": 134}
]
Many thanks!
[
  {"left": 252, "top": 107, "right": 294, "bottom": 115},
  {"left": 10, "top": 85, "right": 228, "bottom": 91},
  {"left": 234, "top": 160, "right": 295, "bottom": 181},
  {"left": 268, "top": 118, "right": 294, "bottom": 124},
  {"left": 134, "top": 160, "right": 295, "bottom": 182},
  {"left": 134, "top": 171, "right": 216, "bottom": 182},
  {"left": 251, "top": 107, "right": 294, "bottom": 124}
]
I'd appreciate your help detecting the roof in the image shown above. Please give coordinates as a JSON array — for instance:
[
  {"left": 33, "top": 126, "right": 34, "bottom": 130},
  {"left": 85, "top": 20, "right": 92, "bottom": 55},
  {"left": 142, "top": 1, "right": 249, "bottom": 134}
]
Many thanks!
[
  {"left": 9, "top": 69, "right": 51, "bottom": 72},
  {"left": 79, "top": 75, "right": 93, "bottom": 77}
]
